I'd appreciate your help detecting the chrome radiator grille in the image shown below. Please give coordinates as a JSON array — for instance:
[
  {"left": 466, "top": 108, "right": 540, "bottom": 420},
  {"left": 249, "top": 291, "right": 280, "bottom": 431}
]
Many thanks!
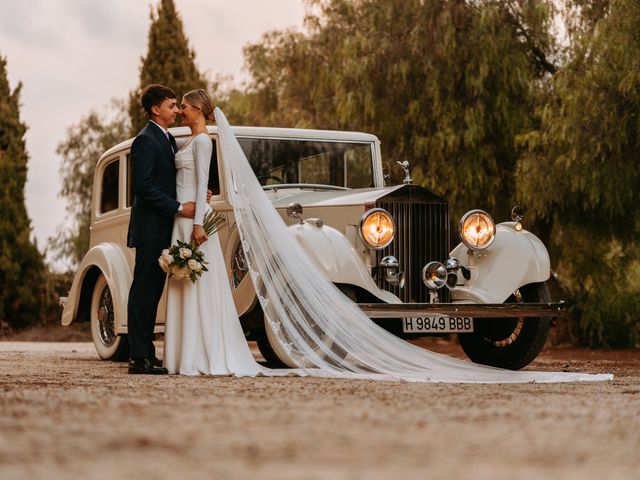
[{"left": 376, "top": 197, "right": 449, "bottom": 303}]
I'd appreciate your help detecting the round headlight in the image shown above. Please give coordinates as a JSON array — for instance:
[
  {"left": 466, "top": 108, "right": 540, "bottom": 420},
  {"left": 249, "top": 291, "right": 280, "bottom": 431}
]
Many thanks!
[
  {"left": 358, "top": 208, "right": 395, "bottom": 250},
  {"left": 459, "top": 209, "right": 496, "bottom": 250},
  {"left": 422, "top": 261, "right": 447, "bottom": 290}
]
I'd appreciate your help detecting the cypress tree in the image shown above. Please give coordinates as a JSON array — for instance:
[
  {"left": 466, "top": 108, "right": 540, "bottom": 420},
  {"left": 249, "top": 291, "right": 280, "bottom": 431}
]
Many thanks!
[
  {"left": 128, "top": 0, "right": 207, "bottom": 134},
  {"left": 0, "top": 55, "right": 45, "bottom": 329}
]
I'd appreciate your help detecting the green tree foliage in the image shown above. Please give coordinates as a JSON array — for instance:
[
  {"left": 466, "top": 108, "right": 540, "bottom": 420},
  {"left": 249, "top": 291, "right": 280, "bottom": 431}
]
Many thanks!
[
  {"left": 517, "top": 0, "right": 640, "bottom": 347},
  {"left": 52, "top": 101, "right": 130, "bottom": 267},
  {"left": 234, "top": 0, "right": 558, "bottom": 223},
  {"left": 562, "top": 0, "right": 611, "bottom": 39},
  {"left": 0, "top": 55, "right": 45, "bottom": 329},
  {"left": 128, "top": 0, "right": 207, "bottom": 134}
]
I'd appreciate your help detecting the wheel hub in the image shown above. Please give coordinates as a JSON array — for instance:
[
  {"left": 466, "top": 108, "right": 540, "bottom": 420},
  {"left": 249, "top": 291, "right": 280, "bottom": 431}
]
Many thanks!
[
  {"left": 481, "top": 289, "right": 525, "bottom": 348},
  {"left": 231, "top": 242, "right": 248, "bottom": 290},
  {"left": 97, "top": 286, "right": 116, "bottom": 347}
]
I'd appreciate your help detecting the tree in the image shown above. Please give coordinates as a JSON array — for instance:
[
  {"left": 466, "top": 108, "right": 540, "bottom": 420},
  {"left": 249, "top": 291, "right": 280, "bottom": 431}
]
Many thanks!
[
  {"left": 0, "top": 55, "right": 45, "bottom": 329},
  {"left": 234, "top": 0, "right": 558, "bottom": 223},
  {"left": 52, "top": 101, "right": 130, "bottom": 267},
  {"left": 55, "top": 0, "right": 206, "bottom": 268},
  {"left": 517, "top": 0, "right": 640, "bottom": 347},
  {"left": 128, "top": 0, "right": 207, "bottom": 134}
]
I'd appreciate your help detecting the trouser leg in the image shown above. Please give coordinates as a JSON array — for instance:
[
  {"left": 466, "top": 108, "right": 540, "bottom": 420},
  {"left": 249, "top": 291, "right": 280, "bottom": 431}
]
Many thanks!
[{"left": 127, "top": 238, "right": 168, "bottom": 359}]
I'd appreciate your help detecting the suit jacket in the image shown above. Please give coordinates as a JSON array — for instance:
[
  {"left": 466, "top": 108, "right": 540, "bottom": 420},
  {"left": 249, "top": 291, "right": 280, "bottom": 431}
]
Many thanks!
[{"left": 126, "top": 122, "right": 180, "bottom": 248}]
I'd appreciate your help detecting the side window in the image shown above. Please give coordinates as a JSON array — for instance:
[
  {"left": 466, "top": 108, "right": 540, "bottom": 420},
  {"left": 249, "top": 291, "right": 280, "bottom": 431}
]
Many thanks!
[
  {"left": 209, "top": 139, "right": 220, "bottom": 195},
  {"left": 126, "top": 154, "right": 132, "bottom": 207},
  {"left": 100, "top": 159, "right": 119, "bottom": 214}
]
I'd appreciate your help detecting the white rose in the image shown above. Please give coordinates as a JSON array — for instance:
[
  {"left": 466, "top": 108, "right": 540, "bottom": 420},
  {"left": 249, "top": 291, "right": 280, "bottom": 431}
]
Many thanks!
[
  {"left": 179, "top": 247, "right": 192, "bottom": 259},
  {"left": 171, "top": 265, "right": 190, "bottom": 280},
  {"left": 193, "top": 262, "right": 203, "bottom": 273},
  {"left": 187, "top": 259, "right": 199, "bottom": 271},
  {"left": 161, "top": 251, "right": 174, "bottom": 265},
  {"left": 158, "top": 255, "right": 170, "bottom": 273}
]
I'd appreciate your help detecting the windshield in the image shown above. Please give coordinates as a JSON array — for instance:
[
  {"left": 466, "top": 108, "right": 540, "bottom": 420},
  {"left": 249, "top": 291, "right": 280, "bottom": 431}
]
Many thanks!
[{"left": 237, "top": 137, "right": 374, "bottom": 189}]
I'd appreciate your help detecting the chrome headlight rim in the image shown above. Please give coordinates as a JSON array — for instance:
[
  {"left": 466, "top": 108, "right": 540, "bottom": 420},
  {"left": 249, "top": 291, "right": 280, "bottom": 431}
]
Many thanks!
[
  {"left": 358, "top": 207, "right": 395, "bottom": 250},
  {"left": 422, "top": 261, "right": 447, "bottom": 290},
  {"left": 459, "top": 209, "right": 496, "bottom": 251}
]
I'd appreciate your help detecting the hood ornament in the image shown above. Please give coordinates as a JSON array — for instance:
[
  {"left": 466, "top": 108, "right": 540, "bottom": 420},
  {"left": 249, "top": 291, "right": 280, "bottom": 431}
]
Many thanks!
[{"left": 396, "top": 161, "right": 413, "bottom": 185}]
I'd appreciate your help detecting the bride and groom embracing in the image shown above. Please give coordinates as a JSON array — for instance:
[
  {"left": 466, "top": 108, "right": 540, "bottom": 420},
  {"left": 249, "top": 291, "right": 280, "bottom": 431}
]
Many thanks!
[
  {"left": 125, "top": 84, "right": 611, "bottom": 383},
  {"left": 126, "top": 84, "right": 257, "bottom": 376}
]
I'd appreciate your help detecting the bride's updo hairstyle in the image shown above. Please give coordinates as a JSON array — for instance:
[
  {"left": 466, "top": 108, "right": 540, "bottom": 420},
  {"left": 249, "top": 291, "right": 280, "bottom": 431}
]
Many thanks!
[{"left": 183, "top": 89, "right": 216, "bottom": 123}]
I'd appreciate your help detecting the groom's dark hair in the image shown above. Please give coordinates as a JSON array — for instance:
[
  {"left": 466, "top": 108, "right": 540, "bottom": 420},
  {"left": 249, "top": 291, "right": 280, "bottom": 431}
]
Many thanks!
[{"left": 140, "top": 84, "right": 176, "bottom": 117}]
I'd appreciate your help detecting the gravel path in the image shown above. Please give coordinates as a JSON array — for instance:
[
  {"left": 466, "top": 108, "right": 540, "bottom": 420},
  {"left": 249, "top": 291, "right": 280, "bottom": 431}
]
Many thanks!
[{"left": 1, "top": 341, "right": 638, "bottom": 480}]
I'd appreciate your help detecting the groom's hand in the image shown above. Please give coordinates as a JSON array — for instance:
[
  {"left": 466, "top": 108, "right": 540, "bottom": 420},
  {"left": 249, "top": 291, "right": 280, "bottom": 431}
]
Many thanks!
[
  {"left": 192, "top": 225, "right": 208, "bottom": 246},
  {"left": 206, "top": 189, "right": 213, "bottom": 202},
  {"left": 179, "top": 201, "right": 196, "bottom": 218}
]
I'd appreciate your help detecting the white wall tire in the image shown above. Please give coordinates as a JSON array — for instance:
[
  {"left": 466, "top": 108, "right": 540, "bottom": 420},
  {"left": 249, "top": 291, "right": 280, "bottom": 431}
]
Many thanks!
[{"left": 90, "top": 274, "right": 129, "bottom": 361}]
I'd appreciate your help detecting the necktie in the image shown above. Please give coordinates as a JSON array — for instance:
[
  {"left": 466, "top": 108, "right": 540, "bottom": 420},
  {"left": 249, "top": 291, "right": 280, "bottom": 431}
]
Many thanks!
[{"left": 166, "top": 131, "right": 177, "bottom": 152}]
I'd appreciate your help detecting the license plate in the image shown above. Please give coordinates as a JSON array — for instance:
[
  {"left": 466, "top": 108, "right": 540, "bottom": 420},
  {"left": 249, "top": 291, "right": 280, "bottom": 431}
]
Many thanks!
[{"left": 402, "top": 316, "right": 474, "bottom": 333}]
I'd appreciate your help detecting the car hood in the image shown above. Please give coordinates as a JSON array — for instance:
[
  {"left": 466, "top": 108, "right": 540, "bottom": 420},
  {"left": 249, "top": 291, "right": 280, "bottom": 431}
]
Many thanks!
[
  {"left": 266, "top": 185, "right": 401, "bottom": 209},
  {"left": 266, "top": 184, "right": 446, "bottom": 208}
]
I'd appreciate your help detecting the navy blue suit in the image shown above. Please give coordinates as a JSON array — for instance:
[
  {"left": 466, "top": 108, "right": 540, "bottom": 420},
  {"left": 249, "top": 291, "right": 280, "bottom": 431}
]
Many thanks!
[{"left": 127, "top": 121, "right": 180, "bottom": 359}]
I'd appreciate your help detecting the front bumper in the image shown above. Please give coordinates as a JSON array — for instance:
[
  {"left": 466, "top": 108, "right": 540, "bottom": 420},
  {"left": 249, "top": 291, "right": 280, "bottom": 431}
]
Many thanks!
[{"left": 358, "top": 302, "right": 566, "bottom": 319}]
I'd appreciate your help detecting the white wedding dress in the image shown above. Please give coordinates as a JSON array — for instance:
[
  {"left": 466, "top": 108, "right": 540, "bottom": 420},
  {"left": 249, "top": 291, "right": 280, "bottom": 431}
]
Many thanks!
[
  {"left": 164, "top": 110, "right": 612, "bottom": 383},
  {"left": 164, "top": 133, "right": 265, "bottom": 375}
]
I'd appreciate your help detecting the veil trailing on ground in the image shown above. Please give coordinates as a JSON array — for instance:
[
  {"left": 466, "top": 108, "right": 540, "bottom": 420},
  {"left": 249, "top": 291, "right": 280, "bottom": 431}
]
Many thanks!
[{"left": 214, "top": 108, "right": 611, "bottom": 383}]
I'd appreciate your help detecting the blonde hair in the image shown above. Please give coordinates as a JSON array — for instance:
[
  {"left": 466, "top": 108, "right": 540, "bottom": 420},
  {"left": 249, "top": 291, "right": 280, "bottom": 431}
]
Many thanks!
[{"left": 183, "top": 89, "right": 216, "bottom": 123}]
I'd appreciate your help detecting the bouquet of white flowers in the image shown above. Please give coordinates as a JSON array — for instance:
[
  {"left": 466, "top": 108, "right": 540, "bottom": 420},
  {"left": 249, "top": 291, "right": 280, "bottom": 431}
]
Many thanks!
[{"left": 158, "top": 209, "right": 226, "bottom": 283}]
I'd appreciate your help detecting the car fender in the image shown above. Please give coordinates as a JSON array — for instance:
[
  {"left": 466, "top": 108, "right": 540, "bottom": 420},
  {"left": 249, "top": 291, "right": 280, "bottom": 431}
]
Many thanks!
[
  {"left": 61, "top": 243, "right": 132, "bottom": 328},
  {"left": 290, "top": 219, "right": 400, "bottom": 304},
  {"left": 449, "top": 222, "right": 550, "bottom": 304}
]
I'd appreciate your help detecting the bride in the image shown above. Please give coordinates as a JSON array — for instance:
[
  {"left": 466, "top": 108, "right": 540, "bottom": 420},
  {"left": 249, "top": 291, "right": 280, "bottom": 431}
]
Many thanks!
[
  {"left": 164, "top": 89, "right": 611, "bottom": 383},
  {"left": 164, "top": 89, "right": 264, "bottom": 376}
]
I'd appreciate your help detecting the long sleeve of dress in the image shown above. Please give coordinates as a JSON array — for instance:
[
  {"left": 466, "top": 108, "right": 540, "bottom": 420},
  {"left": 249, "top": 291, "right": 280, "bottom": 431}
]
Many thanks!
[{"left": 192, "top": 134, "right": 213, "bottom": 226}]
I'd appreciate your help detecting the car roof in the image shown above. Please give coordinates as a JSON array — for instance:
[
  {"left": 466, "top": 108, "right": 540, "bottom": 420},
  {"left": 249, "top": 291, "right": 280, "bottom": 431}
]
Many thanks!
[{"left": 99, "top": 125, "right": 380, "bottom": 160}]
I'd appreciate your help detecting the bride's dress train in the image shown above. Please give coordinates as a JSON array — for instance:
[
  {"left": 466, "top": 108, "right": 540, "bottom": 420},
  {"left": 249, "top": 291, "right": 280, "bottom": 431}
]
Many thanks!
[{"left": 166, "top": 110, "right": 612, "bottom": 383}]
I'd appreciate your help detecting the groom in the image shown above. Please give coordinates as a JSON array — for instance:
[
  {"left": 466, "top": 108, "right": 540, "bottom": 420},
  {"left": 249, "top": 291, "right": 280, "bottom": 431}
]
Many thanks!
[{"left": 126, "top": 84, "right": 195, "bottom": 375}]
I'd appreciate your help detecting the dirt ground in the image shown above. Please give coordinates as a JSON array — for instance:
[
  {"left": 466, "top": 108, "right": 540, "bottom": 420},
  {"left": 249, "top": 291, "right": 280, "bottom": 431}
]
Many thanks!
[{"left": 1, "top": 339, "right": 638, "bottom": 480}]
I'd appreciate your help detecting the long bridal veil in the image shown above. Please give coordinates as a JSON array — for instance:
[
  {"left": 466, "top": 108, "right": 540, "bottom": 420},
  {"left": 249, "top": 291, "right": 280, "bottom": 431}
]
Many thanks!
[{"left": 214, "top": 108, "right": 611, "bottom": 383}]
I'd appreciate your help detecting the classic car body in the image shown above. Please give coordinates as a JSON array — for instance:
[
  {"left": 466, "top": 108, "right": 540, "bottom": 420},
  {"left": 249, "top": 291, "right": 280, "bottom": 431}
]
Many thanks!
[{"left": 61, "top": 125, "right": 564, "bottom": 369}]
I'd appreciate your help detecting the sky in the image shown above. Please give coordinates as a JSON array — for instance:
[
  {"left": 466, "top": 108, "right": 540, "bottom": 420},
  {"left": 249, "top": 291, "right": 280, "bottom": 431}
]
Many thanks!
[{"left": 0, "top": 0, "right": 306, "bottom": 264}]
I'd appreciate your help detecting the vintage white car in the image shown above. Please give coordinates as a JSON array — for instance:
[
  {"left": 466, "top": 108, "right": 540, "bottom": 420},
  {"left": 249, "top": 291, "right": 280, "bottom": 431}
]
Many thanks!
[{"left": 61, "top": 125, "right": 564, "bottom": 369}]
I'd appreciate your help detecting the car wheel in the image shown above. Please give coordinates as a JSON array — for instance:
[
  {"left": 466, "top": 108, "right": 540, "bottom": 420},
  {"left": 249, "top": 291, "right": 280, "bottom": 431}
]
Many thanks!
[
  {"left": 258, "top": 284, "right": 354, "bottom": 368},
  {"left": 256, "top": 324, "right": 288, "bottom": 368},
  {"left": 90, "top": 274, "right": 129, "bottom": 361},
  {"left": 457, "top": 282, "right": 551, "bottom": 370}
]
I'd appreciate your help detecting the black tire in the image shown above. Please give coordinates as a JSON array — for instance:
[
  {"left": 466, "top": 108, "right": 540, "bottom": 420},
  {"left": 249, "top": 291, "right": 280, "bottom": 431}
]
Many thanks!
[
  {"left": 457, "top": 282, "right": 551, "bottom": 370},
  {"left": 256, "top": 327, "right": 288, "bottom": 368},
  {"left": 256, "top": 284, "right": 354, "bottom": 368},
  {"left": 90, "top": 274, "right": 129, "bottom": 361}
]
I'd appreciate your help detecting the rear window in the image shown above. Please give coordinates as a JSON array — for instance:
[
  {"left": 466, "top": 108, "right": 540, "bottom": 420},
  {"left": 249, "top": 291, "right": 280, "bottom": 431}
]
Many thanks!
[{"left": 100, "top": 160, "right": 119, "bottom": 213}]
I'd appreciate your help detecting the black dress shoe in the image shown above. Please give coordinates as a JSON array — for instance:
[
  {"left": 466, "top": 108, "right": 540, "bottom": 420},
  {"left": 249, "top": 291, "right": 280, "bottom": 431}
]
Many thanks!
[
  {"left": 152, "top": 356, "right": 163, "bottom": 367},
  {"left": 128, "top": 358, "right": 168, "bottom": 375}
]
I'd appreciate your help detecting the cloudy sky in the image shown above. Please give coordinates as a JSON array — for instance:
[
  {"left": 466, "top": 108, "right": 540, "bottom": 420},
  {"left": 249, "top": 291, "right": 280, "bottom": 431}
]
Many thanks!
[{"left": 0, "top": 0, "right": 306, "bottom": 263}]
